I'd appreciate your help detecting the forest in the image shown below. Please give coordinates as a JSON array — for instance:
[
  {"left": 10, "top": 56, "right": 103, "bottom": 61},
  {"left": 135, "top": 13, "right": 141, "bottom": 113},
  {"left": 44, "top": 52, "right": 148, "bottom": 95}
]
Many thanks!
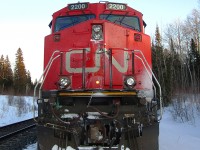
[
  {"left": 152, "top": 8, "right": 200, "bottom": 105},
  {"left": 0, "top": 8, "right": 200, "bottom": 105},
  {"left": 0, "top": 48, "right": 33, "bottom": 95}
]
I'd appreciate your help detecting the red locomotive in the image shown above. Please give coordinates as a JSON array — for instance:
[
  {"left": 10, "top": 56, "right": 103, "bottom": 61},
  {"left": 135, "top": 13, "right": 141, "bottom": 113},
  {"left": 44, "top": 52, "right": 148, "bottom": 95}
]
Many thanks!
[{"left": 35, "top": 1, "right": 162, "bottom": 150}]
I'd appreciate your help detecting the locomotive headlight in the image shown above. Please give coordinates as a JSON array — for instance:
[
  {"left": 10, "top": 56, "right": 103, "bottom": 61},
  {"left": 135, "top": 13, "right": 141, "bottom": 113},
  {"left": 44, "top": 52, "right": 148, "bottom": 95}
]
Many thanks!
[
  {"left": 59, "top": 77, "right": 71, "bottom": 89},
  {"left": 93, "top": 34, "right": 102, "bottom": 40},
  {"left": 125, "top": 76, "right": 136, "bottom": 87},
  {"left": 92, "top": 25, "right": 103, "bottom": 40},
  {"left": 93, "top": 25, "right": 101, "bottom": 32}
]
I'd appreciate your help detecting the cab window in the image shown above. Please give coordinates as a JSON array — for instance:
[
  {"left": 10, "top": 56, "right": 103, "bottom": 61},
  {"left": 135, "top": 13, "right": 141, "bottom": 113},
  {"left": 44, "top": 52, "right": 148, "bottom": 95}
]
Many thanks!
[
  {"left": 100, "top": 14, "right": 141, "bottom": 32},
  {"left": 54, "top": 14, "right": 95, "bottom": 32}
]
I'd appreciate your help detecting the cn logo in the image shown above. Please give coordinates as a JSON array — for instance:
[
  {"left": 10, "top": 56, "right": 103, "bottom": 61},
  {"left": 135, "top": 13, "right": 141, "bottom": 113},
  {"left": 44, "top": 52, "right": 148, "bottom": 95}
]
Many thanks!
[{"left": 66, "top": 48, "right": 129, "bottom": 73}]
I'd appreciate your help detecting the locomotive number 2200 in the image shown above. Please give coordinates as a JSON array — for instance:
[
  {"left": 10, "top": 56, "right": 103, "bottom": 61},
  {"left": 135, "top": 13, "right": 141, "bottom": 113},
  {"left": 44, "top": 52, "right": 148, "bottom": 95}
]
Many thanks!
[
  {"left": 107, "top": 3, "right": 126, "bottom": 10},
  {"left": 69, "top": 3, "right": 88, "bottom": 10}
]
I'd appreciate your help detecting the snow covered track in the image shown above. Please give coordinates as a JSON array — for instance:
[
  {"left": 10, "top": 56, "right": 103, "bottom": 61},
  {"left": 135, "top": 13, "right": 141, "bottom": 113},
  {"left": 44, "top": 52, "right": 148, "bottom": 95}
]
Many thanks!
[{"left": 0, "top": 118, "right": 37, "bottom": 149}]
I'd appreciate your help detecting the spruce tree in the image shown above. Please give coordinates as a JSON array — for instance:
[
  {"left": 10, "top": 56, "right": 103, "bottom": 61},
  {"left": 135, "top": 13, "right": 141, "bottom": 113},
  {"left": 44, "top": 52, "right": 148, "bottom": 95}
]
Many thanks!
[
  {"left": 14, "top": 48, "right": 27, "bottom": 94},
  {"left": 26, "top": 70, "right": 32, "bottom": 95},
  {"left": 155, "top": 25, "right": 162, "bottom": 48},
  {"left": 189, "top": 39, "right": 200, "bottom": 91},
  {"left": 0, "top": 55, "right": 5, "bottom": 93},
  {"left": 152, "top": 25, "right": 172, "bottom": 104},
  {"left": 4, "top": 55, "right": 13, "bottom": 93}
]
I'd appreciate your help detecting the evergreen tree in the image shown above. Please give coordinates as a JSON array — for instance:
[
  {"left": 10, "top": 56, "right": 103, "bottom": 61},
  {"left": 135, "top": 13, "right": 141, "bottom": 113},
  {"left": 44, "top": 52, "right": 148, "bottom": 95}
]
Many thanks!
[
  {"left": 4, "top": 55, "right": 13, "bottom": 93},
  {"left": 155, "top": 25, "right": 162, "bottom": 48},
  {"left": 189, "top": 39, "right": 200, "bottom": 73},
  {"left": 26, "top": 70, "right": 33, "bottom": 95},
  {"left": 189, "top": 39, "right": 200, "bottom": 91},
  {"left": 0, "top": 55, "right": 5, "bottom": 93},
  {"left": 13, "top": 48, "right": 27, "bottom": 94},
  {"left": 152, "top": 25, "right": 172, "bottom": 104}
]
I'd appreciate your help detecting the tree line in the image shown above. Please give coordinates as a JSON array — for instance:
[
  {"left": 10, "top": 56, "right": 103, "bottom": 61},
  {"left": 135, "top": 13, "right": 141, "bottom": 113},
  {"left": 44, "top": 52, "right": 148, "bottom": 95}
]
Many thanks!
[
  {"left": 152, "top": 8, "right": 200, "bottom": 105},
  {"left": 0, "top": 48, "right": 34, "bottom": 95}
]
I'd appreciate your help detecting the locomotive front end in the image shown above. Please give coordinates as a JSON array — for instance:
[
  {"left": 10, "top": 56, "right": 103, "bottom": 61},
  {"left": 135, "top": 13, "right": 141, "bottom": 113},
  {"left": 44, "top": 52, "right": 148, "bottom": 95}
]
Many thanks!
[{"left": 35, "top": 2, "right": 162, "bottom": 150}]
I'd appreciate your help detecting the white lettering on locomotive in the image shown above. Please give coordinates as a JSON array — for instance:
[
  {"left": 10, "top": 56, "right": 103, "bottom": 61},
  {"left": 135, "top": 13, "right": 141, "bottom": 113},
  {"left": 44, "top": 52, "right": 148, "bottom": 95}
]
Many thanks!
[
  {"left": 105, "top": 51, "right": 129, "bottom": 73},
  {"left": 65, "top": 49, "right": 129, "bottom": 73},
  {"left": 66, "top": 50, "right": 101, "bottom": 73}
]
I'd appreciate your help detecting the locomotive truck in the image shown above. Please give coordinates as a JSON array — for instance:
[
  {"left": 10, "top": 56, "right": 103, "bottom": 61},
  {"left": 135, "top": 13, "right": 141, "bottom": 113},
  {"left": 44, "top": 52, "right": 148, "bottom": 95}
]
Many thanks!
[{"left": 34, "top": 1, "right": 162, "bottom": 150}]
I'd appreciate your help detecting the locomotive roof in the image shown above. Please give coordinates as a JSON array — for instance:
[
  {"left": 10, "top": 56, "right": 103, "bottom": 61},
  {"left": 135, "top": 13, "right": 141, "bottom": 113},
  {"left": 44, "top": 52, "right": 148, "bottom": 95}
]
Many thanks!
[{"left": 52, "top": 2, "right": 143, "bottom": 19}]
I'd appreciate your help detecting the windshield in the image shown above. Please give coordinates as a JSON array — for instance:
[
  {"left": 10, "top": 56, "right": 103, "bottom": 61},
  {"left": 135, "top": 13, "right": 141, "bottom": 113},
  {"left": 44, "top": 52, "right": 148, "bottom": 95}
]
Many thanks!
[
  {"left": 100, "top": 14, "right": 141, "bottom": 31},
  {"left": 54, "top": 14, "right": 95, "bottom": 32}
]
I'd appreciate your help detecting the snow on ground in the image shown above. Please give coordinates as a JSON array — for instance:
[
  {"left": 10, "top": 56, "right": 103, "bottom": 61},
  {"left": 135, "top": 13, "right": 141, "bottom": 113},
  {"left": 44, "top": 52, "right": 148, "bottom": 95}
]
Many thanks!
[
  {"left": 23, "top": 143, "right": 37, "bottom": 150},
  {"left": 159, "top": 107, "right": 200, "bottom": 150},
  {"left": 1, "top": 95, "right": 200, "bottom": 149},
  {"left": 0, "top": 95, "right": 35, "bottom": 127}
]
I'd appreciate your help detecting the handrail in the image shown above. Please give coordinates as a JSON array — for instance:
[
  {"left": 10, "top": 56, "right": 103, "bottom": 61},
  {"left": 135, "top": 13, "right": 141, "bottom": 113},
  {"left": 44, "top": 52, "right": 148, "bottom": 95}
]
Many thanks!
[
  {"left": 82, "top": 49, "right": 86, "bottom": 89},
  {"left": 33, "top": 50, "right": 61, "bottom": 122},
  {"left": 134, "top": 55, "right": 157, "bottom": 98},
  {"left": 134, "top": 50, "right": 163, "bottom": 120},
  {"left": 106, "top": 48, "right": 163, "bottom": 120},
  {"left": 67, "top": 48, "right": 88, "bottom": 89},
  {"left": 135, "top": 54, "right": 163, "bottom": 120},
  {"left": 34, "top": 50, "right": 60, "bottom": 98},
  {"left": 108, "top": 49, "right": 113, "bottom": 88},
  {"left": 38, "top": 55, "right": 61, "bottom": 98}
]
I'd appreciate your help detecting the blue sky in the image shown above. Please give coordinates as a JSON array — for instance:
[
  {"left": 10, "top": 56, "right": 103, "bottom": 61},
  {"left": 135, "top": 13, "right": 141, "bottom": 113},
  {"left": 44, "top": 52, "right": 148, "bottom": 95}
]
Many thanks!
[{"left": 0, "top": 0, "right": 198, "bottom": 81}]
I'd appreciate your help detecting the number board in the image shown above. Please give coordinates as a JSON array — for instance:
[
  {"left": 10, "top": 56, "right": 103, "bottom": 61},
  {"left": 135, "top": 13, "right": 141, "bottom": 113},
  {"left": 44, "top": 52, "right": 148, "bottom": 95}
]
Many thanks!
[
  {"left": 68, "top": 3, "right": 89, "bottom": 10},
  {"left": 106, "top": 3, "right": 127, "bottom": 10}
]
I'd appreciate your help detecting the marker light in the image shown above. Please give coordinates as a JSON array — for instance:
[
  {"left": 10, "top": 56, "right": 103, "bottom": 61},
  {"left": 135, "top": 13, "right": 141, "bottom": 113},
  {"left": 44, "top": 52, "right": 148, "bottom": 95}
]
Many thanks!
[
  {"left": 54, "top": 34, "right": 60, "bottom": 42},
  {"left": 134, "top": 33, "right": 142, "bottom": 42}
]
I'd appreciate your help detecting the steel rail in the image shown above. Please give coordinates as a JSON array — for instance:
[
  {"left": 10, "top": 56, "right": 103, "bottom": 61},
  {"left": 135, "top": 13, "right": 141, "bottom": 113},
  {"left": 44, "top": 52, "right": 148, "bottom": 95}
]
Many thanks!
[
  {"left": 0, "top": 124, "right": 36, "bottom": 141},
  {"left": 0, "top": 119, "right": 36, "bottom": 141}
]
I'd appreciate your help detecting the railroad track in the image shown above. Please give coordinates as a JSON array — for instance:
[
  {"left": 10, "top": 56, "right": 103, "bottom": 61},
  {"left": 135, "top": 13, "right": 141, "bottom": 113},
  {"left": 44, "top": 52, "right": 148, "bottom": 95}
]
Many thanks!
[{"left": 0, "top": 119, "right": 37, "bottom": 150}]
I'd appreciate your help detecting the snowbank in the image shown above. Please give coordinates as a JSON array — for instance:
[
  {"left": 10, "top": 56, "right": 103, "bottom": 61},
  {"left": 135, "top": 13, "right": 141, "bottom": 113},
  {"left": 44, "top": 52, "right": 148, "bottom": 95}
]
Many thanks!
[{"left": 0, "top": 95, "right": 35, "bottom": 127}]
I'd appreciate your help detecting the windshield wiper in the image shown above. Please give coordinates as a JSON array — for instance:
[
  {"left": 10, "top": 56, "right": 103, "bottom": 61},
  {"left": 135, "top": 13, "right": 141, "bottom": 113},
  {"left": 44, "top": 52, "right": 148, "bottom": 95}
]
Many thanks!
[
  {"left": 118, "top": 12, "right": 129, "bottom": 25},
  {"left": 105, "top": 10, "right": 113, "bottom": 20}
]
